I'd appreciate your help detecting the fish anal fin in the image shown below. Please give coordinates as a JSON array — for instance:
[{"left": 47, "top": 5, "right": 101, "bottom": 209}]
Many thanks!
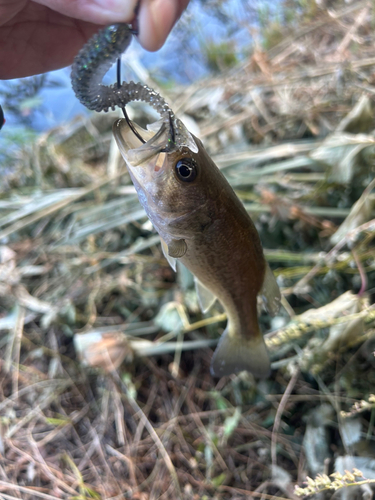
[
  {"left": 261, "top": 262, "right": 281, "bottom": 317},
  {"left": 210, "top": 327, "right": 270, "bottom": 378},
  {"left": 168, "top": 239, "right": 187, "bottom": 258},
  {"left": 160, "top": 237, "right": 177, "bottom": 272},
  {"left": 194, "top": 277, "right": 217, "bottom": 313}
]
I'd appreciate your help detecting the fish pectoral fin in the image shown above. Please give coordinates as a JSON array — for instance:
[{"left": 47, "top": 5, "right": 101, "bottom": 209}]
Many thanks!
[
  {"left": 160, "top": 237, "right": 177, "bottom": 272},
  {"left": 210, "top": 327, "right": 270, "bottom": 378},
  {"left": 194, "top": 277, "right": 217, "bottom": 313},
  {"left": 168, "top": 239, "right": 187, "bottom": 258},
  {"left": 260, "top": 262, "right": 281, "bottom": 317}
]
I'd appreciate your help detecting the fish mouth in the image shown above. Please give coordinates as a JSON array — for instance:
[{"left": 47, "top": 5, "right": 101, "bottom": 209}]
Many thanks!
[
  {"left": 113, "top": 114, "right": 198, "bottom": 169},
  {"left": 113, "top": 116, "right": 172, "bottom": 168}
]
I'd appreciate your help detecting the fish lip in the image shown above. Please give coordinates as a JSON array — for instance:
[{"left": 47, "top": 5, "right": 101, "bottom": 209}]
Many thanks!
[
  {"left": 113, "top": 117, "right": 172, "bottom": 168},
  {"left": 113, "top": 114, "right": 199, "bottom": 169}
]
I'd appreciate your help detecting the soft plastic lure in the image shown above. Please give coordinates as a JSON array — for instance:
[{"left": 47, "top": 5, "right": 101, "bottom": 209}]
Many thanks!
[{"left": 71, "top": 23, "right": 197, "bottom": 153}]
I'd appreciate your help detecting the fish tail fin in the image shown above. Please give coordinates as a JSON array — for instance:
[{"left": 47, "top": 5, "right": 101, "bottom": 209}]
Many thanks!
[{"left": 210, "top": 326, "right": 270, "bottom": 378}]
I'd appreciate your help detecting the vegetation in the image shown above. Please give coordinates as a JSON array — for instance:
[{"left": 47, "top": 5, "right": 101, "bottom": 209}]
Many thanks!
[{"left": 1, "top": 1, "right": 375, "bottom": 499}]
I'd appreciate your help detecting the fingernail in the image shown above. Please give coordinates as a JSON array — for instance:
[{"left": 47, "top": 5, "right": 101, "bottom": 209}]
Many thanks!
[{"left": 92, "top": 0, "right": 138, "bottom": 22}]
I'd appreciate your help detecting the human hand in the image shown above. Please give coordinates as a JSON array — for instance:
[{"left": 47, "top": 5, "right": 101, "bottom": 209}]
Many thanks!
[{"left": 0, "top": 0, "right": 190, "bottom": 79}]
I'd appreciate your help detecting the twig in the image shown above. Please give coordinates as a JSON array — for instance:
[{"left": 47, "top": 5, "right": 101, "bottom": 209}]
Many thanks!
[
  {"left": 352, "top": 248, "right": 367, "bottom": 297},
  {"left": 271, "top": 367, "right": 300, "bottom": 467},
  {"left": 292, "top": 217, "right": 375, "bottom": 294},
  {"left": 336, "top": 6, "right": 369, "bottom": 55},
  {"left": 111, "top": 370, "right": 183, "bottom": 498},
  {"left": 11, "top": 306, "right": 25, "bottom": 398},
  {"left": 266, "top": 305, "right": 375, "bottom": 350},
  {"left": 0, "top": 481, "right": 62, "bottom": 500},
  {"left": 0, "top": 171, "right": 127, "bottom": 241}
]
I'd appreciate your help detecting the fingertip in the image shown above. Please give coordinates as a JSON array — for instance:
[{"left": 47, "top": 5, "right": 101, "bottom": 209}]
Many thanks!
[{"left": 137, "top": 0, "right": 179, "bottom": 51}]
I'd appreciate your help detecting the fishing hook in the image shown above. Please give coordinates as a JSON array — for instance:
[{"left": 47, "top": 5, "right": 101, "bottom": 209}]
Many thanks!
[
  {"left": 116, "top": 3, "right": 176, "bottom": 151},
  {"left": 116, "top": 55, "right": 176, "bottom": 152},
  {"left": 160, "top": 113, "right": 176, "bottom": 153},
  {"left": 116, "top": 57, "right": 147, "bottom": 145}
]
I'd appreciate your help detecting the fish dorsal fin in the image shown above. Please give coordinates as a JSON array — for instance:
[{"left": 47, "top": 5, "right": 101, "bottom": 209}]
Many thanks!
[
  {"left": 260, "top": 262, "right": 281, "bottom": 317},
  {"left": 160, "top": 237, "right": 177, "bottom": 272},
  {"left": 168, "top": 239, "right": 187, "bottom": 258},
  {"left": 194, "top": 277, "right": 217, "bottom": 313}
]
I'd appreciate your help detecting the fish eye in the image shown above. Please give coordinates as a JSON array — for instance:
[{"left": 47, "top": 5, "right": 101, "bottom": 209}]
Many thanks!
[{"left": 175, "top": 158, "right": 197, "bottom": 183}]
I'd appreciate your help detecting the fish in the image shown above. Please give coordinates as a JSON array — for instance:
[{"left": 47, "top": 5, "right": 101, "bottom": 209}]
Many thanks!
[
  {"left": 113, "top": 118, "right": 281, "bottom": 378},
  {"left": 71, "top": 23, "right": 281, "bottom": 378}
]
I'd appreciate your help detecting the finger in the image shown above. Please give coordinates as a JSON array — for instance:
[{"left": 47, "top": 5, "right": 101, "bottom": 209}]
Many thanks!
[
  {"left": 0, "top": 3, "right": 100, "bottom": 79},
  {"left": 33, "top": 0, "right": 140, "bottom": 25},
  {"left": 0, "top": 0, "right": 27, "bottom": 25},
  {"left": 137, "top": 0, "right": 190, "bottom": 51}
]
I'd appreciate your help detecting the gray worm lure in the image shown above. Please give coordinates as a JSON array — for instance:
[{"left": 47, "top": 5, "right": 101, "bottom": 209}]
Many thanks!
[
  {"left": 71, "top": 24, "right": 174, "bottom": 124},
  {"left": 70, "top": 24, "right": 199, "bottom": 151}
]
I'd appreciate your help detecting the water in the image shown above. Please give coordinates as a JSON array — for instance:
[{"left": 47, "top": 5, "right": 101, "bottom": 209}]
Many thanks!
[{"left": 0, "top": 0, "right": 280, "bottom": 133}]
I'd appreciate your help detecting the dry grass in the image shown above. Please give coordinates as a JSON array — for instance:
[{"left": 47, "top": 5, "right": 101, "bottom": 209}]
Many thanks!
[{"left": 1, "top": 1, "right": 375, "bottom": 499}]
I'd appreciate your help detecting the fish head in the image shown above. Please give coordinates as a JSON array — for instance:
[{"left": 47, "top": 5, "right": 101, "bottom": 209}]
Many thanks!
[{"left": 113, "top": 117, "right": 221, "bottom": 233}]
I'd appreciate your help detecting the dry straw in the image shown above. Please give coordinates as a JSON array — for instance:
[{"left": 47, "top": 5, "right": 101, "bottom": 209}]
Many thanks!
[{"left": 1, "top": 1, "right": 375, "bottom": 498}]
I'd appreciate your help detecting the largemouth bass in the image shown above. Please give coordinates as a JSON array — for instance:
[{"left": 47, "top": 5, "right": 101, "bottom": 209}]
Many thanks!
[
  {"left": 113, "top": 118, "right": 281, "bottom": 378},
  {"left": 71, "top": 23, "right": 281, "bottom": 377}
]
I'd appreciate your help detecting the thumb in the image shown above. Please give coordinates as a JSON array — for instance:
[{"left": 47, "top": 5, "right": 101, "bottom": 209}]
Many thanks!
[{"left": 0, "top": 0, "right": 27, "bottom": 25}]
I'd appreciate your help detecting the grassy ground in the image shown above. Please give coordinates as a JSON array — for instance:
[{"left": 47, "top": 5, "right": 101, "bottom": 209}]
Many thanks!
[{"left": 1, "top": 1, "right": 375, "bottom": 499}]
